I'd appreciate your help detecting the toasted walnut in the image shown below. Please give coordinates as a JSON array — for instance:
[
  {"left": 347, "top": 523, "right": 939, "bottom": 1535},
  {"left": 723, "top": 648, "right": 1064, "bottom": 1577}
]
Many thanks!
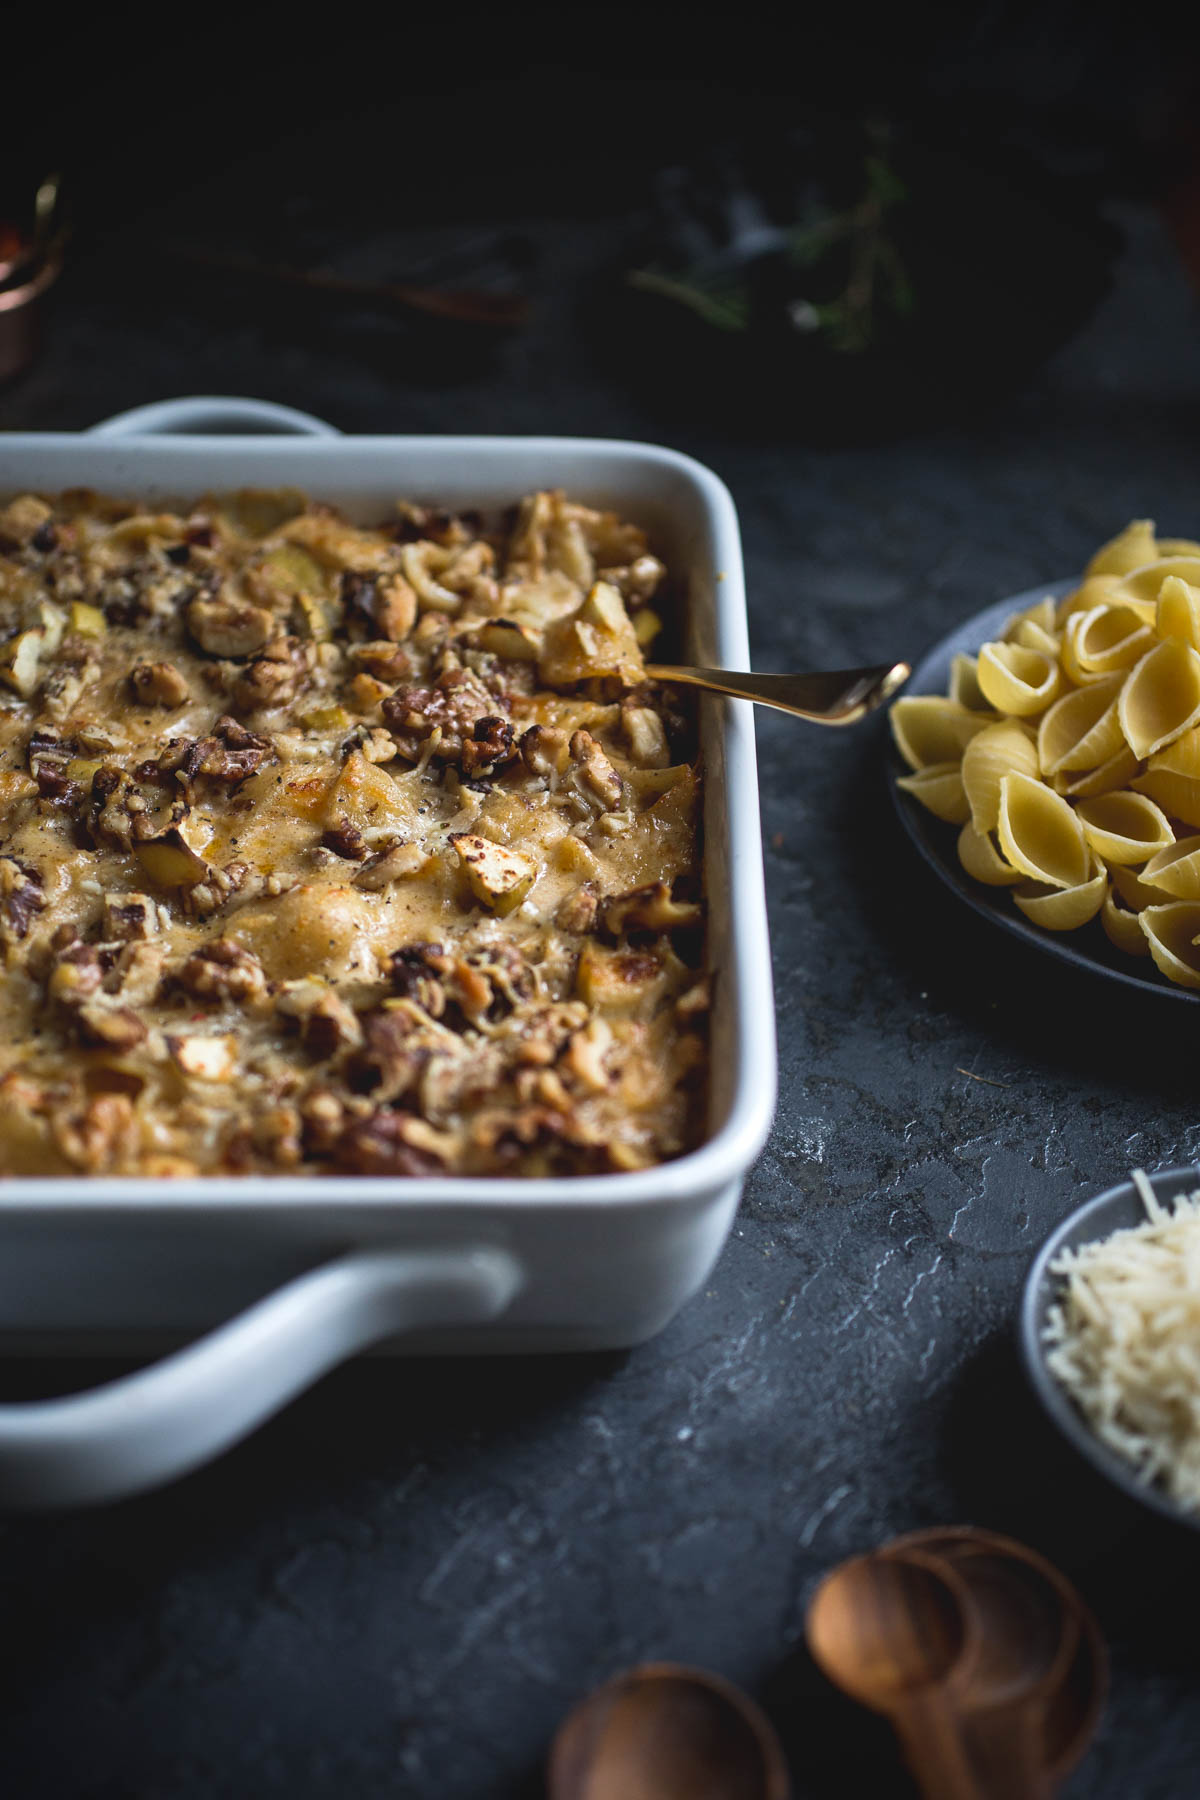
[
  {"left": 47, "top": 940, "right": 108, "bottom": 1003},
  {"left": 348, "top": 641, "right": 413, "bottom": 683},
  {"left": 568, "top": 730, "right": 623, "bottom": 809},
  {"left": 322, "top": 819, "right": 368, "bottom": 861},
  {"left": 381, "top": 666, "right": 503, "bottom": 763},
  {"left": 330, "top": 1107, "right": 447, "bottom": 1176},
  {"left": 0, "top": 494, "right": 54, "bottom": 548},
  {"left": 231, "top": 635, "right": 317, "bottom": 711},
  {"left": 187, "top": 595, "right": 274, "bottom": 658},
  {"left": 275, "top": 980, "right": 364, "bottom": 1056},
  {"left": 0, "top": 856, "right": 46, "bottom": 940},
  {"left": 555, "top": 883, "right": 599, "bottom": 934},
  {"left": 174, "top": 939, "right": 267, "bottom": 1005},
  {"left": 603, "top": 880, "right": 703, "bottom": 936},
  {"left": 348, "top": 1008, "right": 431, "bottom": 1103},
  {"left": 460, "top": 715, "right": 516, "bottom": 779},
  {"left": 130, "top": 661, "right": 190, "bottom": 707},
  {"left": 177, "top": 716, "right": 272, "bottom": 788},
  {"left": 387, "top": 944, "right": 448, "bottom": 1016},
  {"left": 55, "top": 1092, "right": 136, "bottom": 1172},
  {"left": 102, "top": 892, "right": 159, "bottom": 941},
  {"left": 76, "top": 1003, "right": 148, "bottom": 1051}
]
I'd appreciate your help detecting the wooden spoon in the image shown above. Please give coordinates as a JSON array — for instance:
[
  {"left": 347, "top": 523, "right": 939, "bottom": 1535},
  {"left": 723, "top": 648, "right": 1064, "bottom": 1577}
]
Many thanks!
[
  {"left": 805, "top": 1548, "right": 985, "bottom": 1800},
  {"left": 547, "top": 1661, "right": 790, "bottom": 1800},
  {"left": 883, "top": 1526, "right": 1106, "bottom": 1784}
]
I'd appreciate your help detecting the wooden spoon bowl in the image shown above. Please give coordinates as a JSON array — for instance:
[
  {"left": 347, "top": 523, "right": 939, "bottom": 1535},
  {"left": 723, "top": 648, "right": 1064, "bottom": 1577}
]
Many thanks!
[{"left": 547, "top": 1661, "right": 790, "bottom": 1800}]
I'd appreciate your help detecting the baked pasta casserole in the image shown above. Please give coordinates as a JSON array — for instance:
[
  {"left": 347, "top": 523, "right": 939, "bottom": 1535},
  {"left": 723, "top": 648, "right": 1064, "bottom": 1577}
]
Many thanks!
[{"left": 0, "top": 487, "right": 707, "bottom": 1177}]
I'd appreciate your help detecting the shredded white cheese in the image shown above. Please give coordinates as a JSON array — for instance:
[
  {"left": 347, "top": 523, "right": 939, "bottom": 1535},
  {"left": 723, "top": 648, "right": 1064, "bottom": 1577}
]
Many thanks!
[{"left": 1044, "top": 1169, "right": 1200, "bottom": 1512}]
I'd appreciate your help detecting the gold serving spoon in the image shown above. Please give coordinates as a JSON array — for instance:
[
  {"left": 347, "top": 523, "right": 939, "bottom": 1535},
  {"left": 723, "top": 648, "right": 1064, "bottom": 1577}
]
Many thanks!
[{"left": 644, "top": 659, "right": 911, "bottom": 725}]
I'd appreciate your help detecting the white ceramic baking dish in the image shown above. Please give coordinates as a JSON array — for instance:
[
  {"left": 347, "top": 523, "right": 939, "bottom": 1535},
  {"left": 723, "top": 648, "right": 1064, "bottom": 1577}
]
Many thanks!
[{"left": 0, "top": 396, "right": 776, "bottom": 1508}]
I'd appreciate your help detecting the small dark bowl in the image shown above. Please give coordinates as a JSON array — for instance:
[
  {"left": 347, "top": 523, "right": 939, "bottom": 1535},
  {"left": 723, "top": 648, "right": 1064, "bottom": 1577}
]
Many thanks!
[{"left": 1019, "top": 1165, "right": 1200, "bottom": 1532}]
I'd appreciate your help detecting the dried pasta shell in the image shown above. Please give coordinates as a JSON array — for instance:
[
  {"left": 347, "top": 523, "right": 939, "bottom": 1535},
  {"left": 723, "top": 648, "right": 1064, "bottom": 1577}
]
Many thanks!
[
  {"left": 895, "top": 762, "right": 970, "bottom": 825},
  {"left": 1140, "top": 835, "right": 1200, "bottom": 900},
  {"left": 997, "top": 772, "right": 1089, "bottom": 889},
  {"left": 1074, "top": 791, "right": 1174, "bottom": 864},
  {"left": 976, "top": 642, "right": 1061, "bottom": 716},
  {"left": 1109, "top": 861, "right": 1173, "bottom": 911},
  {"left": 1130, "top": 728, "right": 1200, "bottom": 827},
  {"left": 1085, "top": 519, "right": 1157, "bottom": 578},
  {"left": 1003, "top": 596, "right": 1058, "bottom": 641},
  {"left": 1120, "top": 555, "right": 1200, "bottom": 606},
  {"left": 961, "top": 720, "right": 1040, "bottom": 832},
  {"left": 1055, "top": 573, "right": 1124, "bottom": 628},
  {"left": 1155, "top": 575, "right": 1200, "bottom": 651},
  {"left": 889, "top": 697, "right": 991, "bottom": 771},
  {"left": 1062, "top": 605, "right": 1153, "bottom": 683},
  {"left": 1013, "top": 856, "right": 1106, "bottom": 931},
  {"left": 1101, "top": 889, "right": 1152, "bottom": 956},
  {"left": 948, "top": 652, "right": 994, "bottom": 713},
  {"left": 1011, "top": 618, "right": 1060, "bottom": 658},
  {"left": 1118, "top": 639, "right": 1200, "bottom": 759},
  {"left": 1139, "top": 901, "right": 1200, "bottom": 988},
  {"left": 1059, "top": 745, "right": 1142, "bottom": 800},
  {"left": 1037, "top": 674, "right": 1124, "bottom": 775},
  {"left": 957, "top": 820, "right": 1022, "bottom": 885}
]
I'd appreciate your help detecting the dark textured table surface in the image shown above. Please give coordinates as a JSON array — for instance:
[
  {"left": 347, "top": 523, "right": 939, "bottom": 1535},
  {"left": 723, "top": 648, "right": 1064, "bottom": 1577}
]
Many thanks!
[{"left": 3, "top": 39, "right": 1200, "bottom": 1796}]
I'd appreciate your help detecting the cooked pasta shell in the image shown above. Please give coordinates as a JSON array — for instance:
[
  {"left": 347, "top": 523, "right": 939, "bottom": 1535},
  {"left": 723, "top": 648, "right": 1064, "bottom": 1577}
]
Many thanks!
[
  {"left": 997, "top": 772, "right": 1089, "bottom": 889},
  {"left": 889, "top": 696, "right": 991, "bottom": 771},
  {"left": 1074, "top": 791, "right": 1174, "bottom": 864},
  {"left": 976, "top": 642, "right": 1061, "bottom": 716},
  {"left": 1101, "top": 889, "right": 1153, "bottom": 956},
  {"left": 1085, "top": 519, "right": 1157, "bottom": 578},
  {"left": 1013, "top": 856, "right": 1106, "bottom": 931},
  {"left": 1157, "top": 539, "right": 1200, "bottom": 558},
  {"left": 957, "top": 820, "right": 1022, "bottom": 886},
  {"left": 961, "top": 719, "right": 1040, "bottom": 832},
  {"left": 1140, "top": 834, "right": 1200, "bottom": 899},
  {"left": 1120, "top": 555, "right": 1200, "bottom": 607},
  {"left": 1062, "top": 604, "right": 1154, "bottom": 683},
  {"left": 1055, "top": 573, "right": 1124, "bottom": 628},
  {"left": 1059, "top": 745, "right": 1142, "bottom": 799},
  {"left": 1118, "top": 639, "right": 1200, "bottom": 760},
  {"left": 1036, "top": 674, "right": 1124, "bottom": 775},
  {"left": 895, "top": 762, "right": 970, "bottom": 824},
  {"left": 1140, "top": 901, "right": 1200, "bottom": 987},
  {"left": 1109, "top": 860, "right": 1173, "bottom": 911},
  {"left": 1155, "top": 575, "right": 1200, "bottom": 651},
  {"left": 948, "top": 652, "right": 994, "bottom": 713},
  {"left": 1130, "top": 727, "right": 1200, "bottom": 826}
]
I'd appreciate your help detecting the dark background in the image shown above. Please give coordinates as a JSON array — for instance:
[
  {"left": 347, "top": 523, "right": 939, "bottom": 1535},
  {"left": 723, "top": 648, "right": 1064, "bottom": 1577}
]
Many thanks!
[{"left": 3, "top": 8, "right": 1200, "bottom": 1796}]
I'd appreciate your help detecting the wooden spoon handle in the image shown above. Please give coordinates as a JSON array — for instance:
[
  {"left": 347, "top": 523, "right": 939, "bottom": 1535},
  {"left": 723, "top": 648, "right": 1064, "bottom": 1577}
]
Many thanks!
[
  {"left": 890, "top": 1694, "right": 986, "bottom": 1800},
  {"left": 892, "top": 1698, "right": 1057, "bottom": 1800}
]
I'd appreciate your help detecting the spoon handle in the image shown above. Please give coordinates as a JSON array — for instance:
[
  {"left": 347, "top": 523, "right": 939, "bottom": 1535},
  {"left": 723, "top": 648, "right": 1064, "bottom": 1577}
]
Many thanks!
[
  {"left": 890, "top": 1693, "right": 988, "bottom": 1800},
  {"left": 643, "top": 661, "right": 910, "bottom": 724},
  {"left": 892, "top": 1697, "right": 1056, "bottom": 1800}
]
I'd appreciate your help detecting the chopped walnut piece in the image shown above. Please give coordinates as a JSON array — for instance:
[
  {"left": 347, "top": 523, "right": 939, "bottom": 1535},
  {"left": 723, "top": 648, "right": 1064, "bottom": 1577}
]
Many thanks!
[
  {"left": 519, "top": 723, "right": 571, "bottom": 779},
  {"left": 322, "top": 819, "right": 368, "bottom": 861},
  {"left": 174, "top": 939, "right": 268, "bottom": 1005},
  {"left": 0, "top": 856, "right": 45, "bottom": 940},
  {"left": 381, "top": 665, "right": 503, "bottom": 764},
  {"left": 568, "top": 730, "right": 623, "bottom": 809},
  {"left": 55, "top": 1092, "right": 136, "bottom": 1172},
  {"left": 556, "top": 883, "right": 599, "bottom": 934},
  {"left": 331, "top": 1108, "right": 447, "bottom": 1176},
  {"left": 130, "top": 661, "right": 190, "bottom": 707},
  {"left": 102, "top": 892, "right": 159, "bottom": 941},
  {"left": 275, "top": 980, "right": 364, "bottom": 1056},
  {"left": 231, "top": 635, "right": 317, "bottom": 711},
  {"left": 77, "top": 1003, "right": 148, "bottom": 1051},
  {"left": 460, "top": 715, "right": 515, "bottom": 779},
  {"left": 603, "top": 881, "right": 702, "bottom": 936}
]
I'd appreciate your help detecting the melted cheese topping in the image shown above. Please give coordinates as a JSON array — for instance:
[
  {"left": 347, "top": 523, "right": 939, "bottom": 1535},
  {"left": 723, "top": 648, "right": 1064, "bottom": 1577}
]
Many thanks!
[{"left": 0, "top": 487, "right": 707, "bottom": 1177}]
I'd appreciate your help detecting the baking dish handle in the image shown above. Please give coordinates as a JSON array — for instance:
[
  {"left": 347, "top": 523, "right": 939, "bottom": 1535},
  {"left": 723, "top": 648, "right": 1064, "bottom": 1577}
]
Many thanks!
[
  {"left": 0, "top": 1246, "right": 522, "bottom": 1510},
  {"left": 87, "top": 395, "right": 340, "bottom": 437}
]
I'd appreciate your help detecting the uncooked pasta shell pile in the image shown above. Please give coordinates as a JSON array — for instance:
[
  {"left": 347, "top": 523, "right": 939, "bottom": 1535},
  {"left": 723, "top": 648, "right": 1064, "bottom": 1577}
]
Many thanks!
[{"left": 892, "top": 520, "right": 1200, "bottom": 987}]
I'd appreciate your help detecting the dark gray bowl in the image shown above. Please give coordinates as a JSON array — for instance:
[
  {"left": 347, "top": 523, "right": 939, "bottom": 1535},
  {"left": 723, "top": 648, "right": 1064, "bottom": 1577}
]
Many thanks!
[
  {"left": 887, "top": 580, "right": 1200, "bottom": 1005},
  {"left": 1020, "top": 1165, "right": 1200, "bottom": 1531}
]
